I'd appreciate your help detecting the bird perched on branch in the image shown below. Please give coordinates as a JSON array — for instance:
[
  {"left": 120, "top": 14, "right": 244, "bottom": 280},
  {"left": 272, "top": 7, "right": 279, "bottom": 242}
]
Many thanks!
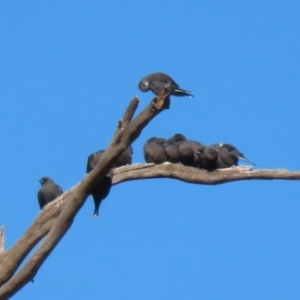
[
  {"left": 115, "top": 146, "right": 133, "bottom": 168},
  {"left": 138, "top": 72, "right": 193, "bottom": 97},
  {"left": 179, "top": 140, "right": 205, "bottom": 167},
  {"left": 86, "top": 150, "right": 113, "bottom": 218},
  {"left": 143, "top": 137, "right": 168, "bottom": 164},
  {"left": 164, "top": 133, "right": 187, "bottom": 163},
  {"left": 210, "top": 143, "right": 255, "bottom": 168},
  {"left": 197, "top": 146, "right": 219, "bottom": 170},
  {"left": 37, "top": 176, "right": 63, "bottom": 209}
]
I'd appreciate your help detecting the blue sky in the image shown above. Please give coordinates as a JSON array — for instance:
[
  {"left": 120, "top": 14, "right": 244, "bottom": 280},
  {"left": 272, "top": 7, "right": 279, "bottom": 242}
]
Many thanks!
[{"left": 1, "top": 1, "right": 300, "bottom": 299}]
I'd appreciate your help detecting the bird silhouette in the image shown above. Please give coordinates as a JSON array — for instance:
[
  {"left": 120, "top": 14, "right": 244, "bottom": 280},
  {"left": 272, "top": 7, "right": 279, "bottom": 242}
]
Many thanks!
[
  {"left": 37, "top": 176, "right": 63, "bottom": 209},
  {"left": 210, "top": 143, "right": 256, "bottom": 168},
  {"left": 138, "top": 72, "right": 193, "bottom": 97},
  {"left": 143, "top": 137, "right": 168, "bottom": 164},
  {"left": 164, "top": 133, "right": 187, "bottom": 162},
  {"left": 86, "top": 150, "right": 113, "bottom": 218}
]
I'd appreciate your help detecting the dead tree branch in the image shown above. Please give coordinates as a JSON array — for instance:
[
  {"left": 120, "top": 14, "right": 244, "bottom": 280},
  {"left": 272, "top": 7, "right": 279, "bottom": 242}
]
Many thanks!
[
  {"left": 0, "top": 227, "right": 5, "bottom": 254},
  {"left": 0, "top": 86, "right": 299, "bottom": 299},
  {"left": 0, "top": 87, "right": 171, "bottom": 299},
  {"left": 112, "top": 163, "right": 300, "bottom": 185}
]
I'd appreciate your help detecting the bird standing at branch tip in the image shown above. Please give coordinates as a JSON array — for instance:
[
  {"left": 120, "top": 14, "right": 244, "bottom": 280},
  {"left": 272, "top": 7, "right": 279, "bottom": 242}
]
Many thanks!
[
  {"left": 138, "top": 72, "right": 194, "bottom": 97},
  {"left": 37, "top": 177, "right": 63, "bottom": 209}
]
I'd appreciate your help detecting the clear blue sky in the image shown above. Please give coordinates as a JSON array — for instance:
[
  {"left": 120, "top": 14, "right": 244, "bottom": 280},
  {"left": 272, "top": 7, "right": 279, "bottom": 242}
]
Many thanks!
[{"left": 1, "top": 1, "right": 300, "bottom": 299}]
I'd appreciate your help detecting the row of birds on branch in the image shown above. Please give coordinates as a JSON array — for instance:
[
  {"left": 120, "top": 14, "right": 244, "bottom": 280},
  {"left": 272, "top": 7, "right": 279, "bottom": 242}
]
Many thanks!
[
  {"left": 37, "top": 71, "right": 253, "bottom": 219},
  {"left": 143, "top": 133, "right": 255, "bottom": 170},
  {"left": 38, "top": 136, "right": 254, "bottom": 218},
  {"left": 37, "top": 70, "right": 191, "bottom": 218},
  {"left": 138, "top": 73, "right": 254, "bottom": 168}
]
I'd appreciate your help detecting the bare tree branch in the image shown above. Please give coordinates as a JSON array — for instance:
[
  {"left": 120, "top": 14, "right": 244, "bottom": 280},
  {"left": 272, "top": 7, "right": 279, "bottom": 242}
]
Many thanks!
[
  {"left": 0, "top": 227, "right": 5, "bottom": 254},
  {"left": 0, "top": 87, "right": 171, "bottom": 299},
  {"left": 0, "top": 86, "right": 299, "bottom": 299},
  {"left": 0, "top": 164, "right": 299, "bottom": 299},
  {"left": 112, "top": 163, "right": 300, "bottom": 185},
  {"left": 118, "top": 96, "right": 139, "bottom": 129}
]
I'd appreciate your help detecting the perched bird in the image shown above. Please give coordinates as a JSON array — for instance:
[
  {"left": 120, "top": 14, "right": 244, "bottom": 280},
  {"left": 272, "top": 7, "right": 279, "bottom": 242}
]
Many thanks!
[
  {"left": 87, "top": 150, "right": 113, "bottom": 218},
  {"left": 179, "top": 140, "right": 205, "bottom": 167},
  {"left": 87, "top": 150, "right": 105, "bottom": 172},
  {"left": 210, "top": 143, "right": 255, "bottom": 168},
  {"left": 197, "top": 146, "right": 219, "bottom": 170},
  {"left": 37, "top": 177, "right": 63, "bottom": 210},
  {"left": 143, "top": 137, "right": 168, "bottom": 164},
  {"left": 115, "top": 145, "right": 133, "bottom": 168},
  {"left": 138, "top": 72, "right": 193, "bottom": 97},
  {"left": 164, "top": 133, "right": 187, "bottom": 162}
]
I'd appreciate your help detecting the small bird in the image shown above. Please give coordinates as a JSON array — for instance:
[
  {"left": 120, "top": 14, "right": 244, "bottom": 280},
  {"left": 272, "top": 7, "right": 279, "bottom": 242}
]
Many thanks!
[
  {"left": 179, "top": 140, "right": 205, "bottom": 167},
  {"left": 143, "top": 137, "right": 168, "bottom": 164},
  {"left": 87, "top": 150, "right": 113, "bottom": 218},
  {"left": 115, "top": 145, "right": 133, "bottom": 168},
  {"left": 138, "top": 72, "right": 193, "bottom": 97},
  {"left": 37, "top": 177, "right": 63, "bottom": 209},
  {"left": 197, "top": 146, "right": 219, "bottom": 170},
  {"left": 87, "top": 150, "right": 105, "bottom": 172},
  {"left": 164, "top": 133, "right": 187, "bottom": 162},
  {"left": 210, "top": 143, "right": 255, "bottom": 168}
]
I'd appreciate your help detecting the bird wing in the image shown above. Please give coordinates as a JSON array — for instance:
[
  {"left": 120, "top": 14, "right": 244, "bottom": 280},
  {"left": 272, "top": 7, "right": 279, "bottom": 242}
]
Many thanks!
[{"left": 155, "top": 72, "right": 179, "bottom": 86}]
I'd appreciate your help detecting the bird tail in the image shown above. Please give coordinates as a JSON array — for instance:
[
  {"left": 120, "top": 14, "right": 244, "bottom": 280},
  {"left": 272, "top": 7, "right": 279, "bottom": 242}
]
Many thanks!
[
  {"left": 238, "top": 156, "right": 256, "bottom": 166},
  {"left": 93, "top": 208, "right": 99, "bottom": 218},
  {"left": 174, "top": 88, "right": 194, "bottom": 98}
]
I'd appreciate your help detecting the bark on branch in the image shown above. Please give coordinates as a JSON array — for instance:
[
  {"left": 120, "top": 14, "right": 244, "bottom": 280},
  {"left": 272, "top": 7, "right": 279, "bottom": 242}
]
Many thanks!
[
  {"left": 112, "top": 163, "right": 300, "bottom": 185},
  {"left": 0, "top": 87, "right": 171, "bottom": 299},
  {"left": 0, "top": 227, "right": 5, "bottom": 254},
  {"left": 0, "top": 86, "right": 299, "bottom": 299}
]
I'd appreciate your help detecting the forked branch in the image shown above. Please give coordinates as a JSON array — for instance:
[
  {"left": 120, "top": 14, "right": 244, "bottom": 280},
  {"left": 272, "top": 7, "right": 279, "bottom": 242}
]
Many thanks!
[
  {"left": 0, "top": 86, "right": 171, "bottom": 299},
  {"left": 0, "top": 85, "right": 299, "bottom": 299}
]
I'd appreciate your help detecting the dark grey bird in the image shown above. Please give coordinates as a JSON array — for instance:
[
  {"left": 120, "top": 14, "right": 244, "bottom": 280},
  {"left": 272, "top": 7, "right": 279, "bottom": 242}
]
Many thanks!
[
  {"left": 210, "top": 143, "right": 255, "bottom": 168},
  {"left": 164, "top": 133, "right": 187, "bottom": 163},
  {"left": 179, "top": 140, "right": 205, "bottom": 167},
  {"left": 115, "top": 145, "right": 133, "bottom": 168},
  {"left": 37, "top": 176, "right": 63, "bottom": 210},
  {"left": 197, "top": 146, "right": 219, "bottom": 170},
  {"left": 143, "top": 137, "right": 168, "bottom": 164},
  {"left": 138, "top": 72, "right": 193, "bottom": 97},
  {"left": 87, "top": 150, "right": 113, "bottom": 218},
  {"left": 87, "top": 150, "right": 105, "bottom": 171}
]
